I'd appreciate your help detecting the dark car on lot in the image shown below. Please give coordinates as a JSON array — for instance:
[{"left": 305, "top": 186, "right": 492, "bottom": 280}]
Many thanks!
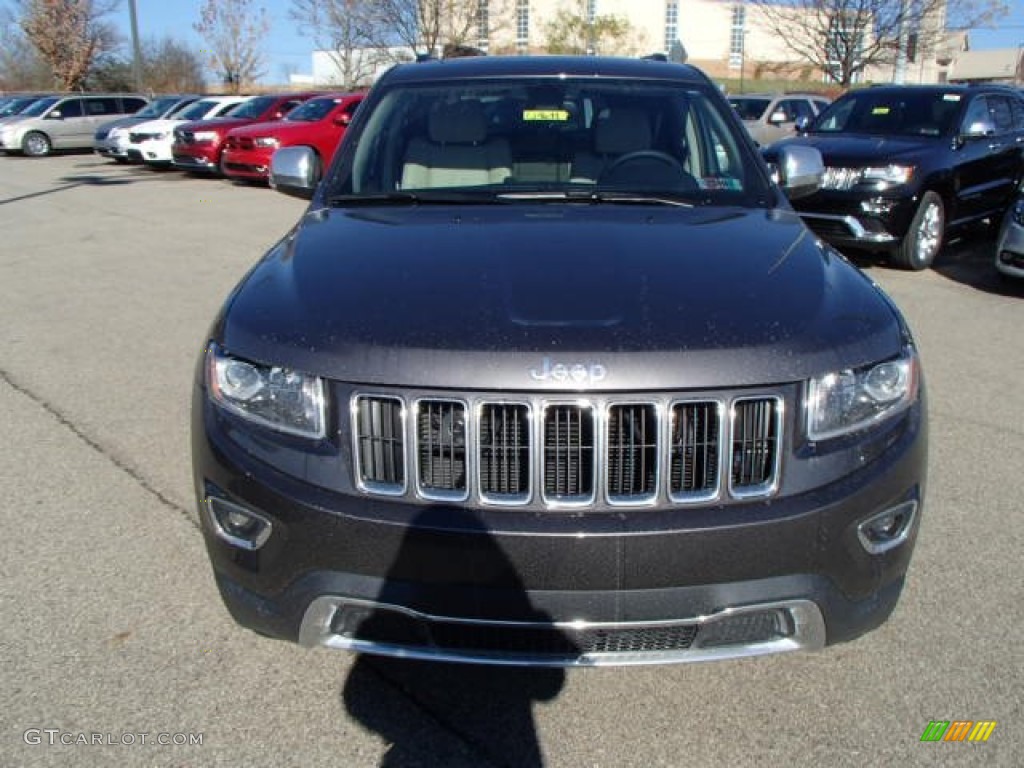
[
  {"left": 171, "top": 92, "right": 319, "bottom": 175},
  {"left": 764, "top": 84, "right": 1024, "bottom": 270},
  {"left": 220, "top": 92, "right": 364, "bottom": 184},
  {"left": 193, "top": 55, "right": 927, "bottom": 667}
]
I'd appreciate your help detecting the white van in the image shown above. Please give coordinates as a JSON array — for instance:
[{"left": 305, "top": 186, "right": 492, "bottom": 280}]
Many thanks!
[{"left": 0, "top": 94, "right": 148, "bottom": 157}]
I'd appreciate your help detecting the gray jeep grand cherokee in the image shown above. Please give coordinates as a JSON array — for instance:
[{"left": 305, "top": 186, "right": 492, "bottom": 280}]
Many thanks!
[{"left": 192, "top": 56, "right": 927, "bottom": 666}]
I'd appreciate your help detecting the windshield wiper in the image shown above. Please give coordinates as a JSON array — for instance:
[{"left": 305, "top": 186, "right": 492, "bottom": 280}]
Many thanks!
[
  {"left": 496, "top": 190, "right": 693, "bottom": 207},
  {"left": 327, "top": 191, "right": 497, "bottom": 206}
]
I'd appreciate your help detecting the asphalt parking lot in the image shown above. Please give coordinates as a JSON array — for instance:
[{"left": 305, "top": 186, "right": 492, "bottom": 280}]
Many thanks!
[{"left": 1, "top": 154, "right": 1022, "bottom": 767}]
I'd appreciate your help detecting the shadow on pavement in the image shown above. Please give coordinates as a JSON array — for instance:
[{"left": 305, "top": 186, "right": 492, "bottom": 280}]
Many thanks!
[
  {"left": 340, "top": 507, "right": 569, "bottom": 767},
  {"left": 842, "top": 227, "right": 1023, "bottom": 298}
]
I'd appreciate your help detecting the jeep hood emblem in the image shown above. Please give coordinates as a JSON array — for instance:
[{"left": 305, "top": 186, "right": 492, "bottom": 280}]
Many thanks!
[{"left": 529, "top": 357, "right": 608, "bottom": 385}]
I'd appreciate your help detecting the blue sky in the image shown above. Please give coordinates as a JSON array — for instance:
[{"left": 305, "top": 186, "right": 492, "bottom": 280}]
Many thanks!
[{"left": 4, "top": 0, "right": 1024, "bottom": 84}]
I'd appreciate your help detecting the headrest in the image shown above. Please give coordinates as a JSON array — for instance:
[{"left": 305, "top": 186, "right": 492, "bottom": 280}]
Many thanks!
[
  {"left": 595, "top": 109, "right": 652, "bottom": 154},
  {"left": 428, "top": 100, "right": 487, "bottom": 144}
]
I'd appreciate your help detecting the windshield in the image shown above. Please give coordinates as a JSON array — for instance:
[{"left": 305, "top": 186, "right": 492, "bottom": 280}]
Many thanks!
[
  {"left": 21, "top": 97, "right": 60, "bottom": 117},
  {"left": 728, "top": 97, "right": 770, "bottom": 121},
  {"left": 287, "top": 96, "right": 340, "bottom": 122},
  {"left": 335, "top": 78, "right": 767, "bottom": 205},
  {"left": 225, "top": 95, "right": 277, "bottom": 119},
  {"left": 811, "top": 90, "right": 963, "bottom": 137},
  {"left": 0, "top": 97, "right": 40, "bottom": 118},
  {"left": 133, "top": 97, "right": 185, "bottom": 118},
  {"left": 178, "top": 99, "right": 223, "bottom": 120}
]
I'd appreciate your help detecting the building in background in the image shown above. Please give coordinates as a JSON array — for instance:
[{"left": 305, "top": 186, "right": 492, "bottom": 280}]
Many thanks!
[{"left": 306, "top": 0, "right": 966, "bottom": 88}]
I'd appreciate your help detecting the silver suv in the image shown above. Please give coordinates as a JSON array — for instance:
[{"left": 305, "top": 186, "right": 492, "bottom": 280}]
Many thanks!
[{"left": 728, "top": 92, "right": 830, "bottom": 145}]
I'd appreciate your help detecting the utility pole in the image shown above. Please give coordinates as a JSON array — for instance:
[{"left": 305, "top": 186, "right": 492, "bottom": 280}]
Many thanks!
[{"left": 128, "top": 0, "right": 144, "bottom": 92}]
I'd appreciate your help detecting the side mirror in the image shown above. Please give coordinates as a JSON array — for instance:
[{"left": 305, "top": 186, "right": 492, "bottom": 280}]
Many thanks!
[
  {"left": 334, "top": 112, "right": 352, "bottom": 127},
  {"left": 270, "top": 145, "right": 317, "bottom": 200},
  {"left": 774, "top": 144, "right": 824, "bottom": 200},
  {"left": 769, "top": 110, "right": 788, "bottom": 125},
  {"left": 794, "top": 115, "right": 811, "bottom": 134},
  {"left": 46, "top": 110, "right": 63, "bottom": 120}
]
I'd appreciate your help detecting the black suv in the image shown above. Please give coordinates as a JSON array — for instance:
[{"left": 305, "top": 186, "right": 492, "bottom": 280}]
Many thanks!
[
  {"left": 192, "top": 56, "right": 927, "bottom": 666},
  {"left": 764, "top": 84, "right": 1024, "bottom": 270}
]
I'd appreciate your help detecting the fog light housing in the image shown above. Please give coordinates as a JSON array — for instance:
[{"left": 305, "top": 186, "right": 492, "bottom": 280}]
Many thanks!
[
  {"left": 205, "top": 497, "right": 273, "bottom": 550},
  {"left": 860, "top": 197, "right": 896, "bottom": 216},
  {"left": 697, "top": 609, "right": 790, "bottom": 648},
  {"left": 857, "top": 500, "right": 917, "bottom": 554}
]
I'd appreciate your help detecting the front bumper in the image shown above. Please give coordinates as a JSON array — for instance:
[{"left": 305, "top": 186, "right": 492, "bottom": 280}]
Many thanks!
[
  {"left": 220, "top": 147, "right": 274, "bottom": 181},
  {"left": 172, "top": 144, "right": 222, "bottom": 173},
  {"left": 794, "top": 190, "right": 919, "bottom": 252},
  {"left": 193, "top": 381, "right": 926, "bottom": 666},
  {"left": 94, "top": 138, "right": 131, "bottom": 160},
  {"left": 995, "top": 209, "right": 1024, "bottom": 278}
]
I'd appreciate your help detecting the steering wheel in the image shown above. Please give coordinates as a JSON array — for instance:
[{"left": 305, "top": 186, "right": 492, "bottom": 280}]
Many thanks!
[{"left": 602, "top": 150, "right": 685, "bottom": 178}]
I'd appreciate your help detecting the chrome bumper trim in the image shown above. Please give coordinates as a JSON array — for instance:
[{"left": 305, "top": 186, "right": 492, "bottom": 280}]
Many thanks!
[
  {"left": 799, "top": 212, "right": 896, "bottom": 243},
  {"left": 298, "top": 596, "right": 826, "bottom": 667}
]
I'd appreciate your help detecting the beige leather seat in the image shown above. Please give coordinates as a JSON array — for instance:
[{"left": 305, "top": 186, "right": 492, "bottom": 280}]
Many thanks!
[
  {"left": 401, "top": 100, "right": 511, "bottom": 189},
  {"left": 571, "top": 109, "right": 653, "bottom": 183}
]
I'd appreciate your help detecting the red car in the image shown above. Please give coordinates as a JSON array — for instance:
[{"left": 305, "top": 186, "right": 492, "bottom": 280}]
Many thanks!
[
  {"left": 171, "top": 92, "right": 321, "bottom": 174},
  {"left": 220, "top": 92, "right": 363, "bottom": 183}
]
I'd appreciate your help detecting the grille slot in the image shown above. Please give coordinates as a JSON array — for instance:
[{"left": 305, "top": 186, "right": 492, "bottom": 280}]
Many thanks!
[
  {"left": 478, "top": 403, "right": 531, "bottom": 503},
  {"left": 822, "top": 167, "right": 861, "bottom": 191},
  {"left": 416, "top": 400, "right": 467, "bottom": 498},
  {"left": 606, "top": 404, "right": 658, "bottom": 502},
  {"left": 543, "top": 404, "right": 596, "bottom": 504},
  {"left": 731, "top": 397, "right": 781, "bottom": 494},
  {"left": 354, "top": 396, "right": 405, "bottom": 492},
  {"left": 669, "top": 401, "right": 721, "bottom": 501}
]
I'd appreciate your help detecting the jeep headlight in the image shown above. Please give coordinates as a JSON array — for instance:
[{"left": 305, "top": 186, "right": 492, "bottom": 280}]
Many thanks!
[
  {"left": 254, "top": 137, "right": 279, "bottom": 148},
  {"left": 806, "top": 347, "right": 919, "bottom": 440},
  {"left": 193, "top": 130, "right": 219, "bottom": 143},
  {"left": 206, "top": 345, "right": 325, "bottom": 439},
  {"left": 861, "top": 164, "right": 914, "bottom": 185}
]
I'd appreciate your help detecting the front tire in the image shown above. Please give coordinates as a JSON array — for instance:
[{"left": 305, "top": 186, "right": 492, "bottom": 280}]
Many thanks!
[
  {"left": 893, "top": 191, "right": 944, "bottom": 270},
  {"left": 22, "top": 131, "right": 52, "bottom": 157}
]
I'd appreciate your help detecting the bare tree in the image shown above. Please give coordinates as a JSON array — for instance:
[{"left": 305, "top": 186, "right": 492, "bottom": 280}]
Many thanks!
[
  {"left": 193, "top": 0, "right": 270, "bottom": 93},
  {"left": 0, "top": 17, "right": 52, "bottom": 90},
  {"left": 11, "top": 0, "right": 120, "bottom": 90},
  {"left": 290, "top": 0, "right": 387, "bottom": 88},
  {"left": 541, "top": 0, "right": 636, "bottom": 55},
  {"left": 372, "top": 0, "right": 491, "bottom": 57},
  {"left": 143, "top": 37, "right": 207, "bottom": 92},
  {"left": 749, "top": 0, "right": 1006, "bottom": 87}
]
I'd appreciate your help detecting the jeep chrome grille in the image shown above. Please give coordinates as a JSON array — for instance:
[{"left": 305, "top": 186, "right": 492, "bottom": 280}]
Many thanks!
[{"left": 353, "top": 394, "right": 782, "bottom": 506}]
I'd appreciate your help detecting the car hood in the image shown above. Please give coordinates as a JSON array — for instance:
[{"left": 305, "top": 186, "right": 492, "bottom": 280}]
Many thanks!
[
  {"left": 229, "top": 120, "right": 321, "bottom": 139},
  {"left": 184, "top": 117, "right": 256, "bottom": 134},
  {"left": 217, "top": 205, "right": 903, "bottom": 390},
  {"left": 131, "top": 118, "right": 188, "bottom": 132},
  {"left": 770, "top": 133, "right": 940, "bottom": 166}
]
